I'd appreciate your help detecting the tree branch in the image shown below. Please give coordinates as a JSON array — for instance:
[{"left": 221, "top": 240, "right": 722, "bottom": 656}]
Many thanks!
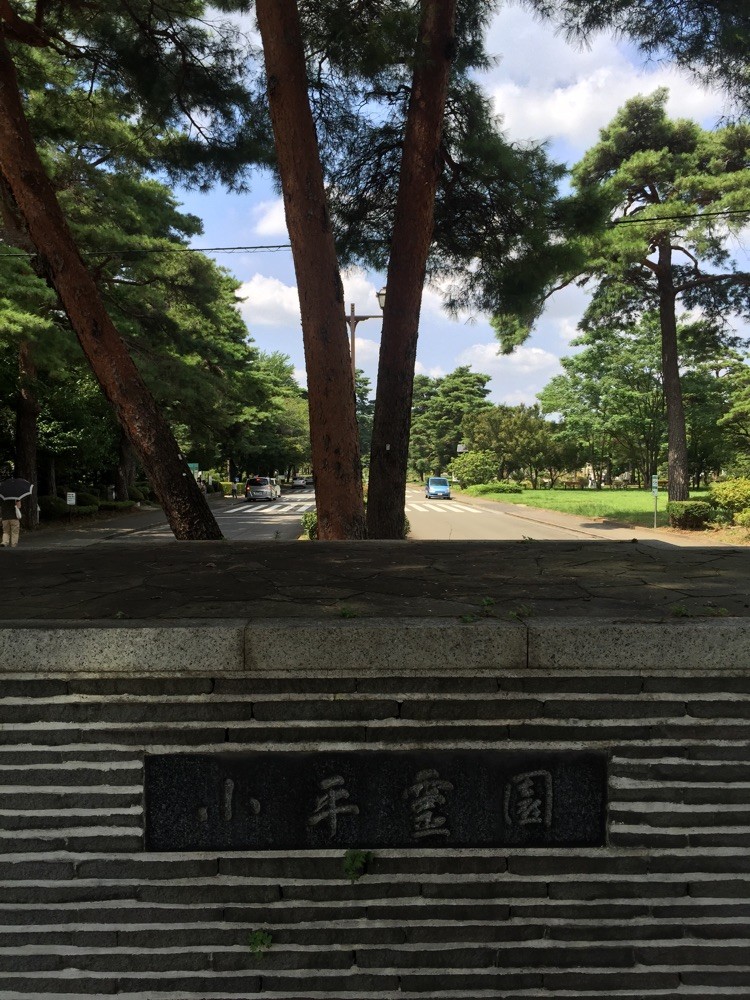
[
  {"left": 0, "top": 0, "right": 48, "bottom": 46},
  {"left": 676, "top": 271, "right": 750, "bottom": 293}
]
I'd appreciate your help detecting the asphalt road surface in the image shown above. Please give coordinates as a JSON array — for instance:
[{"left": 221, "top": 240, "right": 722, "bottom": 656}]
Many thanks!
[
  {"left": 403, "top": 486, "right": 608, "bottom": 541},
  {"left": 21, "top": 486, "right": 728, "bottom": 548},
  {"left": 198, "top": 486, "right": 647, "bottom": 543}
]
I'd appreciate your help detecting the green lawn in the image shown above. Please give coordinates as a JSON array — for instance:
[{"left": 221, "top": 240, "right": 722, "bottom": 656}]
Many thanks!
[{"left": 458, "top": 485, "right": 710, "bottom": 529}]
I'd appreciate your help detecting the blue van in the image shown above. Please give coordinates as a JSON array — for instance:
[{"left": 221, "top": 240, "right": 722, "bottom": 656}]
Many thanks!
[{"left": 425, "top": 476, "right": 451, "bottom": 499}]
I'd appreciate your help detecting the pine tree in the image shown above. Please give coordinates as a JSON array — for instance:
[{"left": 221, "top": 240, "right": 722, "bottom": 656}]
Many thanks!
[{"left": 0, "top": 2, "right": 268, "bottom": 538}]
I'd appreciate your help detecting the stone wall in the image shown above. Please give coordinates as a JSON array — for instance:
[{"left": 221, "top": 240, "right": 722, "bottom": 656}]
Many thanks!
[{"left": 2, "top": 619, "right": 749, "bottom": 998}]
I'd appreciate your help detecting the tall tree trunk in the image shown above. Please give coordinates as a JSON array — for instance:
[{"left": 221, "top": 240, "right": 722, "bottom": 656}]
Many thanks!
[
  {"left": 15, "top": 339, "right": 39, "bottom": 528},
  {"left": 367, "top": 0, "right": 457, "bottom": 538},
  {"left": 657, "top": 244, "right": 690, "bottom": 502},
  {"left": 0, "top": 35, "right": 221, "bottom": 540},
  {"left": 255, "top": 0, "right": 365, "bottom": 540},
  {"left": 115, "top": 433, "right": 137, "bottom": 501},
  {"left": 38, "top": 453, "right": 55, "bottom": 499}
]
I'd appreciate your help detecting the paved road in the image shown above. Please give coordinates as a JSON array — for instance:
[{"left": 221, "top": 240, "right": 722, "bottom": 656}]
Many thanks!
[
  {"left": 404, "top": 487, "right": 599, "bottom": 541},
  {"left": 19, "top": 486, "right": 735, "bottom": 549},
  {"left": 128, "top": 488, "right": 633, "bottom": 544}
]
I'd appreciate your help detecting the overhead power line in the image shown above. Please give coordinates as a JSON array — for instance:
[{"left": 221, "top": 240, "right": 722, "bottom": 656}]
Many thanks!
[
  {"left": 1, "top": 208, "right": 749, "bottom": 258},
  {"left": 612, "top": 207, "right": 750, "bottom": 225},
  {"left": 0, "top": 243, "right": 292, "bottom": 259}
]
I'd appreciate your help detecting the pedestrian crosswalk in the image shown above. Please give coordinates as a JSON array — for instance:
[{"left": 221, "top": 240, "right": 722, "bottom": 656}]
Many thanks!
[{"left": 217, "top": 498, "right": 487, "bottom": 518}]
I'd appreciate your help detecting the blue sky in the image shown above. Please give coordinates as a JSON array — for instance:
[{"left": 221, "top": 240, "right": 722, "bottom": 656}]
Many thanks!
[{"left": 175, "top": 4, "right": 741, "bottom": 403}]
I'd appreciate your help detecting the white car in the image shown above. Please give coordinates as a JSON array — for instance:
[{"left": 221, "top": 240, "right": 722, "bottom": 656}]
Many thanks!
[
  {"left": 245, "top": 476, "right": 280, "bottom": 501},
  {"left": 292, "top": 475, "right": 306, "bottom": 487}
]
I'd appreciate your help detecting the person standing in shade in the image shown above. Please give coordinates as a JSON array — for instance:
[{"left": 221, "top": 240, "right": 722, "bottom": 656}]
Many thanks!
[{"left": 1, "top": 497, "right": 21, "bottom": 547}]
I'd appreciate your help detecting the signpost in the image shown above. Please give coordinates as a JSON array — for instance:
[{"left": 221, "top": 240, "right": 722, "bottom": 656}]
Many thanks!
[{"left": 652, "top": 475, "right": 659, "bottom": 528}]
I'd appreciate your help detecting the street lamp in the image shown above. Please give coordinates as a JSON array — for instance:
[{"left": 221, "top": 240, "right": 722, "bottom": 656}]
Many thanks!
[{"left": 345, "top": 287, "right": 387, "bottom": 377}]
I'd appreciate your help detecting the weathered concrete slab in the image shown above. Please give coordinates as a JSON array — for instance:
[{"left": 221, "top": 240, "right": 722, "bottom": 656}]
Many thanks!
[
  {"left": 245, "top": 619, "right": 527, "bottom": 673},
  {"left": 3, "top": 540, "right": 749, "bottom": 621},
  {"left": 528, "top": 617, "right": 750, "bottom": 672},
  {"left": 3, "top": 615, "right": 749, "bottom": 675},
  {"left": 0, "top": 620, "right": 246, "bottom": 672}
]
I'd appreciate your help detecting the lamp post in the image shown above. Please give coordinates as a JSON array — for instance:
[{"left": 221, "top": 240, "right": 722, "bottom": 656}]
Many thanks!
[{"left": 345, "top": 287, "right": 387, "bottom": 377}]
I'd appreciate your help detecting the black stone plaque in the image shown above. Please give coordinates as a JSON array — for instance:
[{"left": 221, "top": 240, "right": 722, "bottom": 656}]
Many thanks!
[{"left": 145, "top": 751, "right": 607, "bottom": 851}]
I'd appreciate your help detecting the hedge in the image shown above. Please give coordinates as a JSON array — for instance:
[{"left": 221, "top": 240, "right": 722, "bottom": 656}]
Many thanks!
[
  {"left": 465, "top": 481, "right": 523, "bottom": 496},
  {"left": 667, "top": 500, "right": 713, "bottom": 529},
  {"left": 98, "top": 500, "right": 137, "bottom": 511},
  {"left": 39, "top": 496, "right": 98, "bottom": 519}
]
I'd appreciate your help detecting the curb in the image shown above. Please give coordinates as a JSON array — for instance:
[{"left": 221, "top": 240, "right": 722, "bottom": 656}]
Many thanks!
[{"left": 2, "top": 617, "right": 748, "bottom": 674}]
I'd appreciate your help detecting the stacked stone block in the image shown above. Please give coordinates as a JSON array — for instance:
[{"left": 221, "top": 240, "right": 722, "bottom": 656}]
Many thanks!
[{"left": 0, "top": 632, "right": 749, "bottom": 998}]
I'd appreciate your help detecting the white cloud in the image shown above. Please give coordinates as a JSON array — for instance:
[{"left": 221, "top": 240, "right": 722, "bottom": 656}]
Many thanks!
[
  {"left": 353, "top": 337, "right": 380, "bottom": 365},
  {"left": 237, "top": 274, "right": 300, "bottom": 327},
  {"left": 457, "top": 342, "right": 562, "bottom": 405},
  {"left": 557, "top": 318, "right": 579, "bottom": 344},
  {"left": 415, "top": 360, "right": 447, "bottom": 379},
  {"left": 342, "top": 268, "right": 386, "bottom": 316},
  {"left": 484, "top": 7, "right": 726, "bottom": 156},
  {"left": 491, "top": 66, "right": 725, "bottom": 153},
  {"left": 251, "top": 199, "right": 288, "bottom": 238}
]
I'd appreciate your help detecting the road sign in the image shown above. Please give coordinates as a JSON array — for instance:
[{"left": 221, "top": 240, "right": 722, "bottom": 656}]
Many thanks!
[
  {"left": 66, "top": 492, "right": 76, "bottom": 506},
  {"left": 651, "top": 475, "right": 659, "bottom": 495}
]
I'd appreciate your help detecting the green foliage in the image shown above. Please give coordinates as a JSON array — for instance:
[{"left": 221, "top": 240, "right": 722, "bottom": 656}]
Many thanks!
[
  {"left": 128, "top": 486, "right": 145, "bottom": 502},
  {"left": 734, "top": 509, "right": 750, "bottom": 528},
  {"left": 309, "top": 2, "right": 572, "bottom": 319},
  {"left": 1, "top": 36, "right": 281, "bottom": 496},
  {"left": 666, "top": 500, "right": 714, "bottom": 529},
  {"left": 462, "top": 402, "right": 571, "bottom": 487},
  {"left": 464, "top": 481, "right": 523, "bottom": 496},
  {"left": 38, "top": 496, "right": 70, "bottom": 519},
  {"left": 537, "top": 311, "right": 743, "bottom": 489},
  {"left": 98, "top": 500, "right": 137, "bottom": 511},
  {"left": 709, "top": 478, "right": 750, "bottom": 513},
  {"left": 355, "top": 369, "right": 375, "bottom": 464},
  {"left": 445, "top": 450, "right": 498, "bottom": 487},
  {"left": 301, "top": 511, "right": 318, "bottom": 540},
  {"left": 508, "top": 603, "right": 534, "bottom": 620},
  {"left": 38, "top": 496, "right": 98, "bottom": 519},
  {"left": 409, "top": 367, "right": 492, "bottom": 475},
  {"left": 671, "top": 602, "right": 730, "bottom": 618},
  {"left": 74, "top": 492, "right": 100, "bottom": 508},
  {"left": 247, "top": 930, "right": 272, "bottom": 958},
  {"left": 342, "top": 848, "right": 373, "bottom": 882}
]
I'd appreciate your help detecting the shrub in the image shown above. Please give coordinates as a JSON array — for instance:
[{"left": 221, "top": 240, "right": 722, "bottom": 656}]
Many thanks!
[
  {"left": 667, "top": 500, "right": 713, "bottom": 529},
  {"left": 72, "top": 504, "right": 99, "bottom": 516},
  {"left": 734, "top": 508, "right": 750, "bottom": 528},
  {"left": 465, "top": 481, "right": 523, "bottom": 496},
  {"left": 74, "top": 491, "right": 100, "bottom": 508},
  {"left": 445, "top": 450, "right": 498, "bottom": 488},
  {"left": 128, "top": 485, "right": 144, "bottom": 502},
  {"left": 98, "top": 500, "right": 137, "bottom": 511},
  {"left": 39, "top": 496, "right": 99, "bottom": 518},
  {"left": 301, "top": 510, "right": 318, "bottom": 540},
  {"left": 219, "top": 481, "right": 234, "bottom": 495},
  {"left": 709, "top": 477, "right": 750, "bottom": 513},
  {"left": 39, "top": 495, "right": 70, "bottom": 518}
]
